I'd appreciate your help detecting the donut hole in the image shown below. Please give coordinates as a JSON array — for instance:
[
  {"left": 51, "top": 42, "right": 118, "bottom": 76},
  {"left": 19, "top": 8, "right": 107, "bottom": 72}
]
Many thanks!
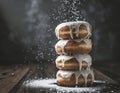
[
  {"left": 79, "top": 24, "right": 87, "bottom": 31},
  {"left": 82, "top": 61, "right": 88, "bottom": 70}
]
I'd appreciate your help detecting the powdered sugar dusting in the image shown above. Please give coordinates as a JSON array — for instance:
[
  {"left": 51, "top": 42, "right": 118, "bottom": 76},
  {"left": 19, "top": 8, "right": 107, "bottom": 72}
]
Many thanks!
[{"left": 24, "top": 79, "right": 105, "bottom": 92}]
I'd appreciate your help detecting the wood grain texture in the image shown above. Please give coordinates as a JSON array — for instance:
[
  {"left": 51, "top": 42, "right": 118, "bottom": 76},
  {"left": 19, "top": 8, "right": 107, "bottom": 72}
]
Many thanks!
[
  {"left": 0, "top": 63, "right": 118, "bottom": 93},
  {"left": 0, "top": 65, "right": 29, "bottom": 93}
]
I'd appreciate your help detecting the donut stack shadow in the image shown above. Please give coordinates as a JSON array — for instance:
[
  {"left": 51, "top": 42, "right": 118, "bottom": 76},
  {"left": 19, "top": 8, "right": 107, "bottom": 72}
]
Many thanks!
[{"left": 55, "top": 21, "right": 94, "bottom": 87}]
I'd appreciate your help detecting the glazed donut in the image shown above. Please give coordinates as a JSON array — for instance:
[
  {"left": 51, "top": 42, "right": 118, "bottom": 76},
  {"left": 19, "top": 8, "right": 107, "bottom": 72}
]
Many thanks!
[
  {"left": 55, "top": 54, "right": 92, "bottom": 71},
  {"left": 56, "top": 70, "right": 94, "bottom": 87},
  {"left": 55, "top": 39, "right": 92, "bottom": 55},
  {"left": 55, "top": 21, "right": 92, "bottom": 39}
]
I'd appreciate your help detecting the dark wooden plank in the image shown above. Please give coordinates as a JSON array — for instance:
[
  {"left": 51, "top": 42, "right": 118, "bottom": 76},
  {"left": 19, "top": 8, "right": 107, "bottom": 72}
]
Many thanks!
[
  {"left": 93, "top": 68, "right": 117, "bottom": 84},
  {"left": 0, "top": 65, "right": 29, "bottom": 93}
]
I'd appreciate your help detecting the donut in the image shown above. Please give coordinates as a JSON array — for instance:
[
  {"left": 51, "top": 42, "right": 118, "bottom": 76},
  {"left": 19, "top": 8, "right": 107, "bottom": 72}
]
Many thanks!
[
  {"left": 55, "top": 54, "right": 92, "bottom": 71},
  {"left": 56, "top": 70, "right": 94, "bottom": 87},
  {"left": 55, "top": 21, "right": 92, "bottom": 39},
  {"left": 55, "top": 39, "right": 92, "bottom": 55}
]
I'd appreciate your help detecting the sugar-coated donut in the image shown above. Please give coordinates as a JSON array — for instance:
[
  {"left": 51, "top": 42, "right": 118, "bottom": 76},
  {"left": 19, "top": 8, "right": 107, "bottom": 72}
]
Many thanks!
[
  {"left": 55, "top": 54, "right": 92, "bottom": 71},
  {"left": 55, "top": 21, "right": 92, "bottom": 39},
  {"left": 55, "top": 39, "right": 92, "bottom": 55},
  {"left": 56, "top": 70, "right": 94, "bottom": 87}
]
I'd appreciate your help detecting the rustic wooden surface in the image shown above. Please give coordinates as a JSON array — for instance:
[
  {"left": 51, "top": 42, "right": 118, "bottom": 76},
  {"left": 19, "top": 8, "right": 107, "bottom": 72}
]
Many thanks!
[
  {"left": 0, "top": 63, "right": 119, "bottom": 93},
  {"left": 17, "top": 63, "right": 118, "bottom": 93},
  {"left": 0, "top": 64, "right": 30, "bottom": 93}
]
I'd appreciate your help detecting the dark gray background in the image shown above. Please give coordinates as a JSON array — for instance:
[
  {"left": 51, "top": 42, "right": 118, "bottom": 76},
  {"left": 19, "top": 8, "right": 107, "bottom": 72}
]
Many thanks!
[{"left": 0, "top": 0, "right": 120, "bottom": 64}]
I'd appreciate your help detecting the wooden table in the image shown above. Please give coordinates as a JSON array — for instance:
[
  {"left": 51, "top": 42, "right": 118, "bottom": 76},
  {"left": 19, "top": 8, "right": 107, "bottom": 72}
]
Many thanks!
[
  {"left": 0, "top": 64, "right": 29, "bottom": 93},
  {"left": 0, "top": 62, "right": 119, "bottom": 93}
]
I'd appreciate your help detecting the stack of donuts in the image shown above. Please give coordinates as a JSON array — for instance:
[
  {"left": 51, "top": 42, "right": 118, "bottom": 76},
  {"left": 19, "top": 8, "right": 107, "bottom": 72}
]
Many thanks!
[{"left": 55, "top": 21, "right": 94, "bottom": 87}]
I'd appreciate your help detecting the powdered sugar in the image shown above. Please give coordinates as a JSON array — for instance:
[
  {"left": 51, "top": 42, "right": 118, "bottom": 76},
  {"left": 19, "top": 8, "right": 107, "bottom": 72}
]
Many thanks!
[{"left": 24, "top": 79, "right": 105, "bottom": 93}]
